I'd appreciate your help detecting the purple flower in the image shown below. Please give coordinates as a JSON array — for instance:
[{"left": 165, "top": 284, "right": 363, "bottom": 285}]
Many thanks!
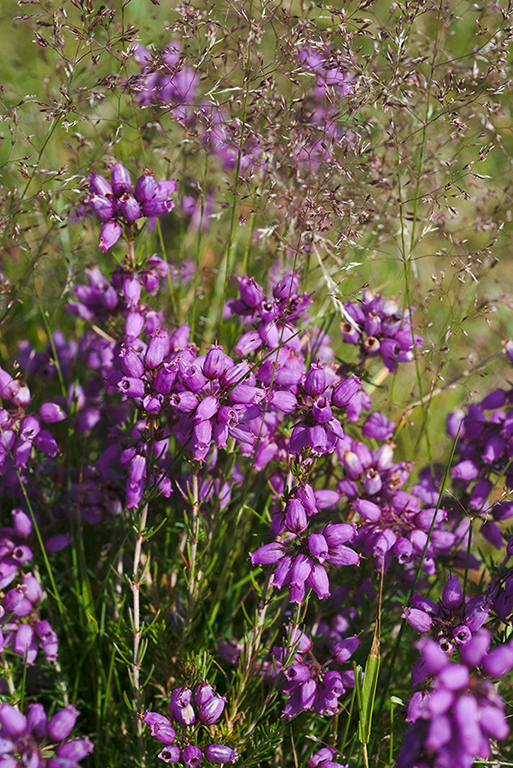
[
  {"left": 182, "top": 745, "right": 202, "bottom": 766},
  {"left": 398, "top": 633, "right": 510, "bottom": 768},
  {"left": 98, "top": 221, "right": 123, "bottom": 252},
  {"left": 340, "top": 290, "right": 422, "bottom": 372},
  {"left": 169, "top": 687, "right": 195, "bottom": 727},
  {"left": 197, "top": 693, "right": 225, "bottom": 725},
  {"left": 203, "top": 744, "right": 239, "bottom": 763},
  {"left": 0, "top": 703, "right": 91, "bottom": 767},
  {"left": 142, "top": 712, "right": 176, "bottom": 744},
  {"left": 110, "top": 163, "right": 132, "bottom": 196}
]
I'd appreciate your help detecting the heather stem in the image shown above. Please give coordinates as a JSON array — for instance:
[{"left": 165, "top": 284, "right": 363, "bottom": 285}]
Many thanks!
[
  {"left": 228, "top": 570, "right": 273, "bottom": 725},
  {"left": 185, "top": 467, "right": 201, "bottom": 626},
  {"left": 132, "top": 500, "right": 148, "bottom": 764},
  {"left": 127, "top": 239, "right": 136, "bottom": 271},
  {"left": 2, "top": 656, "right": 15, "bottom": 695}
]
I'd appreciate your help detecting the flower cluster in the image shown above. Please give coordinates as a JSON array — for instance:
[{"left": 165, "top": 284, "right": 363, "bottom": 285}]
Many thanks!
[
  {"left": 86, "top": 164, "right": 176, "bottom": 251},
  {"left": 226, "top": 273, "right": 311, "bottom": 332},
  {"left": 269, "top": 626, "right": 358, "bottom": 719},
  {"left": 403, "top": 575, "right": 490, "bottom": 657},
  {"left": 336, "top": 437, "right": 460, "bottom": 574},
  {"left": 398, "top": 632, "right": 511, "bottom": 768},
  {"left": 288, "top": 365, "right": 360, "bottom": 457},
  {"left": 251, "top": 478, "right": 359, "bottom": 603},
  {"left": 448, "top": 388, "right": 513, "bottom": 530},
  {"left": 6, "top": 4, "right": 513, "bottom": 766},
  {"left": 0, "top": 508, "right": 62, "bottom": 666},
  {"left": 199, "top": 103, "right": 263, "bottom": 172},
  {"left": 292, "top": 45, "right": 354, "bottom": 168},
  {"left": 0, "top": 703, "right": 93, "bottom": 767},
  {"left": 131, "top": 42, "right": 261, "bottom": 174},
  {"left": 299, "top": 46, "right": 354, "bottom": 99},
  {"left": 143, "top": 684, "right": 238, "bottom": 765},
  {"left": 0, "top": 367, "right": 62, "bottom": 484},
  {"left": 341, "top": 290, "right": 422, "bottom": 372},
  {"left": 111, "top": 335, "right": 266, "bottom": 464},
  {"left": 132, "top": 43, "right": 199, "bottom": 119}
]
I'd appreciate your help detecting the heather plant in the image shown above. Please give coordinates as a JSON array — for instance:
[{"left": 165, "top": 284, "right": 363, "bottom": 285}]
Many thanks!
[{"left": 1, "top": 0, "right": 513, "bottom": 767}]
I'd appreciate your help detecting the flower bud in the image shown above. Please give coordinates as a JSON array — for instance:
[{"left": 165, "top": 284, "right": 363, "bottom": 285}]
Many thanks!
[
  {"left": 203, "top": 346, "right": 231, "bottom": 379},
  {"left": 268, "top": 390, "right": 297, "bottom": 413},
  {"left": 123, "top": 276, "right": 142, "bottom": 306},
  {"left": 129, "top": 455, "right": 146, "bottom": 487},
  {"left": 459, "top": 628, "right": 491, "bottom": 667},
  {"left": 153, "top": 365, "right": 177, "bottom": 394},
  {"left": 145, "top": 715, "right": 176, "bottom": 745},
  {"left": 12, "top": 509, "right": 32, "bottom": 538},
  {"left": 142, "top": 197, "right": 174, "bottom": 217},
  {"left": 441, "top": 576, "right": 463, "bottom": 611},
  {"left": 194, "top": 683, "right": 214, "bottom": 707},
  {"left": 451, "top": 460, "right": 479, "bottom": 481},
  {"left": 145, "top": 331, "right": 170, "bottom": 369},
  {"left": 44, "top": 534, "right": 72, "bottom": 553},
  {"left": 119, "top": 348, "right": 144, "bottom": 379},
  {"left": 98, "top": 221, "right": 122, "bottom": 252},
  {"left": 110, "top": 163, "right": 132, "bottom": 196},
  {"left": 117, "top": 193, "right": 141, "bottom": 223},
  {"left": 56, "top": 739, "right": 94, "bottom": 761},
  {"left": 323, "top": 523, "right": 355, "bottom": 546},
  {"left": 169, "top": 687, "right": 195, "bottom": 727},
  {"left": 182, "top": 745, "right": 202, "bottom": 767},
  {"left": 308, "top": 747, "right": 337, "bottom": 768},
  {"left": 285, "top": 499, "right": 307, "bottom": 534},
  {"left": 23, "top": 574, "right": 42, "bottom": 603},
  {"left": 352, "top": 499, "right": 381, "bottom": 522},
  {"left": 250, "top": 543, "right": 285, "bottom": 565},
  {"left": 483, "top": 643, "right": 513, "bottom": 677},
  {"left": 304, "top": 365, "right": 326, "bottom": 397},
  {"left": 332, "top": 635, "right": 360, "bottom": 664},
  {"left": 126, "top": 311, "right": 145, "bottom": 339},
  {"left": 87, "top": 194, "right": 114, "bottom": 221},
  {"left": 39, "top": 401, "right": 66, "bottom": 423},
  {"left": 273, "top": 555, "right": 292, "bottom": 589},
  {"left": 48, "top": 706, "right": 79, "bottom": 742},
  {"left": 197, "top": 693, "right": 226, "bottom": 724},
  {"left": 87, "top": 172, "right": 112, "bottom": 197},
  {"left": 308, "top": 533, "right": 328, "bottom": 562},
  {"left": 234, "top": 330, "right": 262, "bottom": 357},
  {"left": 203, "top": 744, "right": 239, "bottom": 764},
  {"left": 36, "top": 620, "right": 59, "bottom": 661},
  {"left": 134, "top": 171, "right": 156, "bottom": 203},
  {"left": 153, "top": 180, "right": 177, "bottom": 199},
  {"left": 238, "top": 275, "right": 265, "bottom": 307},
  {"left": 332, "top": 376, "right": 360, "bottom": 408},
  {"left": 27, "top": 703, "right": 47, "bottom": 740},
  {"left": 403, "top": 608, "right": 433, "bottom": 633},
  {"left": 307, "top": 563, "right": 330, "bottom": 598},
  {"left": 0, "top": 704, "right": 27, "bottom": 737},
  {"left": 195, "top": 395, "right": 219, "bottom": 422},
  {"left": 3, "top": 587, "right": 30, "bottom": 615},
  {"left": 14, "top": 624, "right": 37, "bottom": 663}
]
